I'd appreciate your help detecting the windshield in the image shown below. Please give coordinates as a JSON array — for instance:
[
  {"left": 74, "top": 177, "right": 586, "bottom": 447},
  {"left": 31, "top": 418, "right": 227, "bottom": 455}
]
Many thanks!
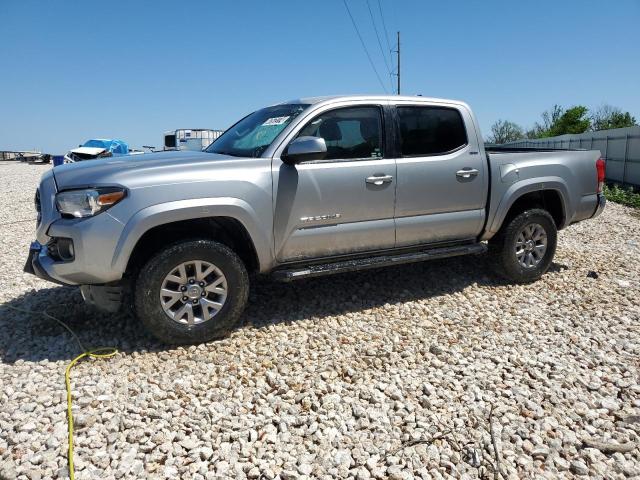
[{"left": 206, "top": 103, "right": 309, "bottom": 157}]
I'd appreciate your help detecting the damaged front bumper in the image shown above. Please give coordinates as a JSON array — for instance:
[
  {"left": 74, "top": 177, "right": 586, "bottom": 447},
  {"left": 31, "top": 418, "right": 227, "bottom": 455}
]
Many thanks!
[
  {"left": 80, "top": 284, "right": 125, "bottom": 313},
  {"left": 24, "top": 241, "right": 126, "bottom": 313},
  {"left": 23, "top": 241, "right": 67, "bottom": 285}
]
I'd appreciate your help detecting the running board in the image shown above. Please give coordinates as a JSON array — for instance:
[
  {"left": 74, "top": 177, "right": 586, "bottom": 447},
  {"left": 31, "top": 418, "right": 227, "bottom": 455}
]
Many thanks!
[{"left": 271, "top": 243, "right": 487, "bottom": 282}]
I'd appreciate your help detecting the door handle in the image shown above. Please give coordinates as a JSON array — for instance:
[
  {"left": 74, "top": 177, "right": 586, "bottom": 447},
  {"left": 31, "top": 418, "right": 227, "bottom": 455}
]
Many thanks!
[
  {"left": 365, "top": 175, "right": 393, "bottom": 185},
  {"left": 456, "top": 168, "right": 479, "bottom": 179}
]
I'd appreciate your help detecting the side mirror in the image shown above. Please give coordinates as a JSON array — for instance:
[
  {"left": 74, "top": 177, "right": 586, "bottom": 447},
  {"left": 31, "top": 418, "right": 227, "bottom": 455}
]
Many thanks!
[{"left": 282, "top": 136, "right": 327, "bottom": 164}]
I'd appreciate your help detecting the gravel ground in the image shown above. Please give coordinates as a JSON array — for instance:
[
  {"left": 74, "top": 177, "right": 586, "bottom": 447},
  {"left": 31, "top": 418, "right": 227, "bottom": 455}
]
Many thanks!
[{"left": 1, "top": 160, "right": 639, "bottom": 480}]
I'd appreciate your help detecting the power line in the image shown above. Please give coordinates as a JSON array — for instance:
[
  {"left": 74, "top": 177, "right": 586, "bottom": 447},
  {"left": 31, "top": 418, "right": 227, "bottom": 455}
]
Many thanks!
[
  {"left": 342, "top": 0, "right": 388, "bottom": 93},
  {"left": 377, "top": 0, "right": 397, "bottom": 93},
  {"left": 376, "top": 0, "right": 394, "bottom": 67},
  {"left": 366, "top": 0, "right": 393, "bottom": 93}
]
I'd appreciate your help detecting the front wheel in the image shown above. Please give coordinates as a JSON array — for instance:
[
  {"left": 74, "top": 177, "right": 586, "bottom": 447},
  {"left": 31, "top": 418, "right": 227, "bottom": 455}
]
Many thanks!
[
  {"left": 134, "top": 239, "right": 249, "bottom": 344},
  {"left": 489, "top": 209, "right": 557, "bottom": 283}
]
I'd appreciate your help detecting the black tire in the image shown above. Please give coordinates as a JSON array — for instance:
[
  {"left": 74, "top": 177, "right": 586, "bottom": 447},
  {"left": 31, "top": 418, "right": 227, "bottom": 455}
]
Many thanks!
[
  {"left": 134, "top": 239, "right": 249, "bottom": 344},
  {"left": 489, "top": 208, "right": 557, "bottom": 283}
]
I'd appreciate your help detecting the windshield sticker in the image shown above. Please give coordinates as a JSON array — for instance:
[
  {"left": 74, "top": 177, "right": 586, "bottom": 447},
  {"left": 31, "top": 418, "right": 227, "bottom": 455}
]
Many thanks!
[{"left": 262, "top": 116, "right": 290, "bottom": 126}]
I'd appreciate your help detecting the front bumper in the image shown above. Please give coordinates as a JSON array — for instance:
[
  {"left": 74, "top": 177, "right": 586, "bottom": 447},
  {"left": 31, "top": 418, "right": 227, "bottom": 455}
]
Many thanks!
[
  {"left": 23, "top": 241, "right": 68, "bottom": 285},
  {"left": 592, "top": 193, "right": 606, "bottom": 219},
  {"left": 28, "top": 168, "right": 128, "bottom": 286},
  {"left": 25, "top": 241, "right": 126, "bottom": 312},
  {"left": 24, "top": 210, "right": 127, "bottom": 285}
]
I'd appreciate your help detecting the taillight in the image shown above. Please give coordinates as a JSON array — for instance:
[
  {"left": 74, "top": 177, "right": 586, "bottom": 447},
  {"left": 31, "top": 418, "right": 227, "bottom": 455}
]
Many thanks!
[{"left": 596, "top": 157, "right": 605, "bottom": 193}]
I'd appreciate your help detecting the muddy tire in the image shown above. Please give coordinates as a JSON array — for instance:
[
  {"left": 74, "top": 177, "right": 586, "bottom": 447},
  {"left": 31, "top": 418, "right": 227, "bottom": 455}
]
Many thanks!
[
  {"left": 489, "top": 209, "right": 557, "bottom": 283},
  {"left": 134, "top": 239, "right": 249, "bottom": 344}
]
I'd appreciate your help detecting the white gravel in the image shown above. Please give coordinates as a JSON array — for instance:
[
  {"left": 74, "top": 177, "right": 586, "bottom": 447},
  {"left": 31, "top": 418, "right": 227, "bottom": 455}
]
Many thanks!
[{"left": 1, "top": 160, "right": 639, "bottom": 479}]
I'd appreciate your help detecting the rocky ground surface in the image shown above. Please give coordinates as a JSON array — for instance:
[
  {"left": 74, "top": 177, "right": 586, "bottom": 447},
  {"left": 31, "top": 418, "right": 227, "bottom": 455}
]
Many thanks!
[{"left": 0, "top": 160, "right": 639, "bottom": 480}]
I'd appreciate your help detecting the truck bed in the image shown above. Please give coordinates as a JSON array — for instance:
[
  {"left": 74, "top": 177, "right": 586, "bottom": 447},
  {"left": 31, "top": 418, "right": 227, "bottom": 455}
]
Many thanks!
[{"left": 482, "top": 147, "right": 602, "bottom": 238}]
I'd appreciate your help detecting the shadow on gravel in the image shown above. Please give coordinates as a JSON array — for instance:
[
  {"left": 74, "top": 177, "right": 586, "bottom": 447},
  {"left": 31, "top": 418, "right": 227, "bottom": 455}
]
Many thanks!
[
  {"left": 0, "top": 255, "right": 569, "bottom": 364},
  {"left": 0, "top": 286, "right": 157, "bottom": 364}
]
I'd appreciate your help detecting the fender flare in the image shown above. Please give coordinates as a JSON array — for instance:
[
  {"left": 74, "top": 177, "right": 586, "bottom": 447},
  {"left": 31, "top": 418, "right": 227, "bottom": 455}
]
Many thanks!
[
  {"left": 110, "top": 197, "right": 272, "bottom": 274},
  {"left": 487, "top": 177, "right": 571, "bottom": 235}
]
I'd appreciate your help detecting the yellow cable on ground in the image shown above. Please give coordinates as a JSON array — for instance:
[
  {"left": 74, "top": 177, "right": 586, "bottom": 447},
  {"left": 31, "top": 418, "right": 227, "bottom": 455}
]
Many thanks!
[
  {"left": 64, "top": 347, "right": 117, "bottom": 478},
  {"left": 4, "top": 304, "right": 117, "bottom": 480}
]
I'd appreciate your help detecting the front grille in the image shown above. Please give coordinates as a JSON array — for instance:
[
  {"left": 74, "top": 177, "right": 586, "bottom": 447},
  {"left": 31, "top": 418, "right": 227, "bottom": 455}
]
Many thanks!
[
  {"left": 65, "top": 150, "right": 111, "bottom": 163},
  {"left": 34, "top": 189, "right": 41, "bottom": 226},
  {"left": 65, "top": 152, "right": 84, "bottom": 163}
]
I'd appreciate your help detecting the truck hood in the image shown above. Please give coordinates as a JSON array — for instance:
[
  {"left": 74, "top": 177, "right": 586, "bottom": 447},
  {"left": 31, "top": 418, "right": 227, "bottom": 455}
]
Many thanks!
[
  {"left": 52, "top": 150, "right": 243, "bottom": 190},
  {"left": 69, "top": 146, "right": 107, "bottom": 156}
]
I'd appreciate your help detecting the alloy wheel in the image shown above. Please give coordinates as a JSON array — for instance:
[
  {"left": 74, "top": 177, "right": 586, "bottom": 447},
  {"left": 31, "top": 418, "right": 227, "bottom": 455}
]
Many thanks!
[
  {"left": 515, "top": 223, "right": 547, "bottom": 268},
  {"left": 159, "top": 260, "right": 228, "bottom": 325}
]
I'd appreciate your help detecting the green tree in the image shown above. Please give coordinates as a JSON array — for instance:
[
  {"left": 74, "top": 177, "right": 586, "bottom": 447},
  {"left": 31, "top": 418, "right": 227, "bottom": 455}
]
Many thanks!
[
  {"left": 526, "top": 105, "right": 563, "bottom": 138},
  {"left": 486, "top": 120, "right": 525, "bottom": 144},
  {"left": 548, "top": 106, "right": 591, "bottom": 136},
  {"left": 591, "top": 104, "right": 638, "bottom": 131},
  {"left": 527, "top": 105, "right": 591, "bottom": 138}
]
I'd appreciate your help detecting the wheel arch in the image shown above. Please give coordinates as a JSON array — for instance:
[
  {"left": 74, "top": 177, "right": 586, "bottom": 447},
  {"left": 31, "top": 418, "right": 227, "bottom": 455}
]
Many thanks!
[
  {"left": 112, "top": 198, "right": 272, "bottom": 276},
  {"left": 486, "top": 178, "right": 570, "bottom": 238}
]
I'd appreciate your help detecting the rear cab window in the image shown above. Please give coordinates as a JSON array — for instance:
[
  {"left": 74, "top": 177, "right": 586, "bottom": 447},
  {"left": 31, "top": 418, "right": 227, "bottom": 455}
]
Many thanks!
[{"left": 396, "top": 106, "right": 467, "bottom": 156}]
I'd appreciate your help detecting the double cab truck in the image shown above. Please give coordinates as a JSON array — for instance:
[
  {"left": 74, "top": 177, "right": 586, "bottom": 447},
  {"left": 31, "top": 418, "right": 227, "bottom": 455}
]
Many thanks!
[{"left": 25, "top": 95, "right": 606, "bottom": 344}]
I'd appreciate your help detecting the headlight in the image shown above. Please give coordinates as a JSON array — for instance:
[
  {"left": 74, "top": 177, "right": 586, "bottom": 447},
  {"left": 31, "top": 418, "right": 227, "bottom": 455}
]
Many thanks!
[{"left": 56, "top": 187, "right": 126, "bottom": 218}]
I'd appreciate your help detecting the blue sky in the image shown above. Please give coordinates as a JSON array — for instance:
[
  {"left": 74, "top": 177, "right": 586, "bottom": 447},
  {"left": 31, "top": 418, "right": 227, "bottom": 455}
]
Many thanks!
[{"left": 1, "top": 0, "right": 638, "bottom": 153}]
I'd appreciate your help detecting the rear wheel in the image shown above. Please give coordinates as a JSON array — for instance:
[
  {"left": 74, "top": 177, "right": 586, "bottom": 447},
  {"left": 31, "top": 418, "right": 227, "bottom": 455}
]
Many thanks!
[
  {"left": 489, "top": 209, "right": 557, "bottom": 283},
  {"left": 134, "top": 239, "right": 249, "bottom": 344}
]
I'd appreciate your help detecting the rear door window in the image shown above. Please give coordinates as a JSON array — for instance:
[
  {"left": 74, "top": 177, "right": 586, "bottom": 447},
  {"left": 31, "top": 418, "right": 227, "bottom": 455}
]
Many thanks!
[{"left": 397, "top": 106, "right": 467, "bottom": 156}]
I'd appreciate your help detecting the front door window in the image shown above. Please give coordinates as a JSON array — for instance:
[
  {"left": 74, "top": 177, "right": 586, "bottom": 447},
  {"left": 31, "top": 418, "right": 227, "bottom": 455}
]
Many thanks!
[{"left": 295, "top": 106, "right": 384, "bottom": 161}]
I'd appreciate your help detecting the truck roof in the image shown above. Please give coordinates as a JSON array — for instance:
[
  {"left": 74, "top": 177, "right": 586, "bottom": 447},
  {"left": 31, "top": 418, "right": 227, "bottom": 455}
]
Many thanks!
[{"left": 282, "top": 94, "right": 469, "bottom": 108}]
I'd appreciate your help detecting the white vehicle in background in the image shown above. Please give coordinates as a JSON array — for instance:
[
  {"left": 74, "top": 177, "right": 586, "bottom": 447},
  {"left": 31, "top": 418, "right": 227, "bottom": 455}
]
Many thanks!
[
  {"left": 163, "top": 129, "right": 224, "bottom": 152},
  {"left": 63, "top": 139, "right": 141, "bottom": 163}
]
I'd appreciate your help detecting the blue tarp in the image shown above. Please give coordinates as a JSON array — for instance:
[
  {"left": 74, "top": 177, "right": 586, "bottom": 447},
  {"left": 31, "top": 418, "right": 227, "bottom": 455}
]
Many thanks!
[{"left": 82, "top": 139, "right": 129, "bottom": 155}]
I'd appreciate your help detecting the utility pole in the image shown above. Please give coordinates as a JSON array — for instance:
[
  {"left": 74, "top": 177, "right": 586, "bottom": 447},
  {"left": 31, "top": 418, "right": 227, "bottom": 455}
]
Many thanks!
[{"left": 396, "top": 31, "right": 400, "bottom": 95}]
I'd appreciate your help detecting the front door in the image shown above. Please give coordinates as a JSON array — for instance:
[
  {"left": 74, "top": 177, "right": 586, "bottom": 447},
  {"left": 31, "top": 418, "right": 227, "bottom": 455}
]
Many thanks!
[
  {"left": 393, "top": 104, "right": 488, "bottom": 246},
  {"left": 273, "top": 105, "right": 396, "bottom": 262}
]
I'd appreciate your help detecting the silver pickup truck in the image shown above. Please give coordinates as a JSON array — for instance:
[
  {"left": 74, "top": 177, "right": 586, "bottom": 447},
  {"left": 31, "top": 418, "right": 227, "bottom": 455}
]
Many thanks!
[{"left": 25, "top": 95, "right": 606, "bottom": 344}]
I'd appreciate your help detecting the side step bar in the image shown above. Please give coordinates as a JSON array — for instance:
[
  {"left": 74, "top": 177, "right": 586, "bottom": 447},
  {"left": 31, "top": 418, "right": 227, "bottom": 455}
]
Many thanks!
[{"left": 271, "top": 243, "right": 487, "bottom": 282}]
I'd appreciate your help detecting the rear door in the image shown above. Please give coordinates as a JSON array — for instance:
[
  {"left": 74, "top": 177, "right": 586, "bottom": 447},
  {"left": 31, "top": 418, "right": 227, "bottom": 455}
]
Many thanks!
[
  {"left": 272, "top": 103, "right": 396, "bottom": 262},
  {"left": 393, "top": 103, "right": 487, "bottom": 246}
]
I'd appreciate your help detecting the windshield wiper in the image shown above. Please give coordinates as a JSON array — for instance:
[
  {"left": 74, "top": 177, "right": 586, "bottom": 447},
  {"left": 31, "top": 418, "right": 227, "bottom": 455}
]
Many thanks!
[{"left": 252, "top": 145, "right": 268, "bottom": 158}]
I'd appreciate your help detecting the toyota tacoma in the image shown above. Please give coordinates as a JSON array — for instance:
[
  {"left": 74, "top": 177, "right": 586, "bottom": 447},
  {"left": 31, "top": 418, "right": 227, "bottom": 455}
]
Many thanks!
[{"left": 25, "top": 95, "right": 606, "bottom": 344}]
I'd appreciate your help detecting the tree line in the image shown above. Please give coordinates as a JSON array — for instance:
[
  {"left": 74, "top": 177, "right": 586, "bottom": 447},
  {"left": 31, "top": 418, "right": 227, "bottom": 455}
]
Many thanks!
[{"left": 487, "top": 104, "right": 638, "bottom": 144}]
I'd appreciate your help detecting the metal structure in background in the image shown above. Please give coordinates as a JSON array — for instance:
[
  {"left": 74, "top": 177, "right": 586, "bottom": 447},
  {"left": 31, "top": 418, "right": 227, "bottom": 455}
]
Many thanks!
[
  {"left": 163, "top": 129, "right": 224, "bottom": 152},
  {"left": 396, "top": 31, "right": 400, "bottom": 95},
  {"left": 506, "top": 126, "right": 640, "bottom": 187}
]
